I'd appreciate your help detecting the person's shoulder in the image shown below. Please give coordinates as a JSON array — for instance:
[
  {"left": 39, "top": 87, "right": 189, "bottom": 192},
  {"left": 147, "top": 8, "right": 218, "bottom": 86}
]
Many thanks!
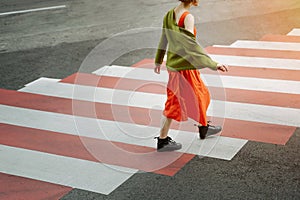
[
  {"left": 183, "top": 13, "right": 195, "bottom": 34},
  {"left": 184, "top": 13, "right": 194, "bottom": 23},
  {"left": 163, "top": 8, "right": 174, "bottom": 22},
  {"left": 165, "top": 8, "right": 174, "bottom": 16}
]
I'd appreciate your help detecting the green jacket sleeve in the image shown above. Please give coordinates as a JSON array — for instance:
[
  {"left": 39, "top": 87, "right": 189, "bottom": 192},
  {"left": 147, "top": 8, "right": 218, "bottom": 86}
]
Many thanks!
[
  {"left": 156, "top": 9, "right": 218, "bottom": 71},
  {"left": 155, "top": 29, "right": 168, "bottom": 65},
  {"left": 180, "top": 29, "right": 218, "bottom": 70}
]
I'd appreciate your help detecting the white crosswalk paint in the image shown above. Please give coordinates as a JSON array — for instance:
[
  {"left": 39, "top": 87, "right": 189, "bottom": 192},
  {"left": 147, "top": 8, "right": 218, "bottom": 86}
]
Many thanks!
[
  {"left": 215, "top": 40, "right": 300, "bottom": 51},
  {"left": 92, "top": 65, "right": 300, "bottom": 94},
  {"left": 287, "top": 28, "right": 300, "bottom": 36},
  {"left": 209, "top": 55, "right": 300, "bottom": 70},
  {"left": 0, "top": 104, "right": 247, "bottom": 160},
  {"left": 1, "top": 29, "right": 300, "bottom": 196},
  {"left": 19, "top": 78, "right": 300, "bottom": 127},
  {"left": 0, "top": 145, "right": 137, "bottom": 195}
]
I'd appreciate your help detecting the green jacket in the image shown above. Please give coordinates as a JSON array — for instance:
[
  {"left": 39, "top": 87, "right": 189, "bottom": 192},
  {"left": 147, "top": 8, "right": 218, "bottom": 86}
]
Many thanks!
[{"left": 155, "top": 9, "right": 218, "bottom": 71}]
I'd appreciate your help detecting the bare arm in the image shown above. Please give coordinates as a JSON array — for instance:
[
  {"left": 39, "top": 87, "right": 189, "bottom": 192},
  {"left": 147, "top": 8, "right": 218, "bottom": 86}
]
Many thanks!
[
  {"left": 185, "top": 13, "right": 229, "bottom": 72},
  {"left": 184, "top": 14, "right": 195, "bottom": 35}
]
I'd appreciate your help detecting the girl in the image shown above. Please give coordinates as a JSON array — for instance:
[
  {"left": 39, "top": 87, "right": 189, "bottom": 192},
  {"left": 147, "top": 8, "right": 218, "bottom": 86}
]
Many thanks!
[{"left": 154, "top": 0, "right": 228, "bottom": 152}]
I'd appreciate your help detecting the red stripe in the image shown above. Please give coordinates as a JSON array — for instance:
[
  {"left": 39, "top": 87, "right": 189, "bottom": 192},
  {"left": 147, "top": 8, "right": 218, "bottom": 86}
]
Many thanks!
[
  {"left": 129, "top": 58, "right": 300, "bottom": 81},
  {"left": 0, "top": 172, "right": 71, "bottom": 200},
  {"left": 201, "top": 66, "right": 300, "bottom": 81},
  {"left": 59, "top": 73, "right": 300, "bottom": 109},
  {"left": 260, "top": 34, "right": 300, "bottom": 43},
  {"left": 205, "top": 46, "right": 300, "bottom": 60},
  {"left": 131, "top": 58, "right": 160, "bottom": 68},
  {"left": 0, "top": 123, "right": 194, "bottom": 176},
  {"left": 0, "top": 89, "right": 295, "bottom": 144},
  {"left": 220, "top": 118, "right": 295, "bottom": 145},
  {"left": 61, "top": 73, "right": 166, "bottom": 94}
]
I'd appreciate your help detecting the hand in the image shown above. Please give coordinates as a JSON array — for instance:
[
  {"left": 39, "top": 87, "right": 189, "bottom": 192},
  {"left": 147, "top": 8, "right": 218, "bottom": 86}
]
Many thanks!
[
  {"left": 154, "top": 65, "right": 161, "bottom": 74},
  {"left": 217, "top": 63, "right": 229, "bottom": 72}
]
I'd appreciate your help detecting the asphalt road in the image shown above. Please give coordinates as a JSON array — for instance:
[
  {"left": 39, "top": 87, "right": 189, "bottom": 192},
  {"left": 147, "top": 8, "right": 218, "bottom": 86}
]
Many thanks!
[{"left": 0, "top": 0, "right": 300, "bottom": 199}]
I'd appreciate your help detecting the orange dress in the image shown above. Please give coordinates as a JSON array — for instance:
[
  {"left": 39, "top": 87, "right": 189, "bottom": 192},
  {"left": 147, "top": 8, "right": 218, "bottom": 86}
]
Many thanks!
[{"left": 163, "top": 11, "right": 210, "bottom": 126}]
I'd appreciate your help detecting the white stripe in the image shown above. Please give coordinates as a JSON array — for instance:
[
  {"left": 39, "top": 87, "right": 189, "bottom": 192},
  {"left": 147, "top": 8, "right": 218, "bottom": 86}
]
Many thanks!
[
  {"left": 93, "top": 66, "right": 300, "bottom": 94},
  {"left": 19, "top": 78, "right": 166, "bottom": 109},
  {"left": 287, "top": 28, "right": 300, "bottom": 36},
  {"left": 209, "top": 55, "right": 300, "bottom": 70},
  {"left": 213, "top": 45, "right": 231, "bottom": 48},
  {"left": 215, "top": 75, "right": 300, "bottom": 95},
  {"left": 0, "top": 5, "right": 66, "bottom": 16},
  {"left": 0, "top": 145, "right": 137, "bottom": 195},
  {"left": 222, "top": 40, "right": 300, "bottom": 51},
  {"left": 0, "top": 105, "right": 247, "bottom": 160},
  {"left": 19, "top": 78, "right": 300, "bottom": 126},
  {"left": 24, "top": 77, "right": 60, "bottom": 87},
  {"left": 218, "top": 101, "right": 300, "bottom": 127}
]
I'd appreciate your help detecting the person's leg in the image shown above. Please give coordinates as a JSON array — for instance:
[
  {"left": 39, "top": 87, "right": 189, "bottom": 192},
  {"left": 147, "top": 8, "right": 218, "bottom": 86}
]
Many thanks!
[
  {"left": 159, "top": 117, "right": 172, "bottom": 139},
  {"left": 155, "top": 117, "right": 182, "bottom": 152},
  {"left": 184, "top": 70, "right": 222, "bottom": 139},
  {"left": 156, "top": 70, "right": 182, "bottom": 151}
]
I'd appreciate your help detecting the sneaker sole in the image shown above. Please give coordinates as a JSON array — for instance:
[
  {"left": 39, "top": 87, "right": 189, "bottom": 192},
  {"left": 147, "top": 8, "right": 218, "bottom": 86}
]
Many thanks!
[
  {"left": 206, "top": 128, "right": 222, "bottom": 137},
  {"left": 157, "top": 146, "right": 182, "bottom": 152}
]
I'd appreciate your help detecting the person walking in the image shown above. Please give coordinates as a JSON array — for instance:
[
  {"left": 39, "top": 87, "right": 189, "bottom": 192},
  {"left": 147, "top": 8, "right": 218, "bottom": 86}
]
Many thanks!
[{"left": 154, "top": 0, "right": 228, "bottom": 152}]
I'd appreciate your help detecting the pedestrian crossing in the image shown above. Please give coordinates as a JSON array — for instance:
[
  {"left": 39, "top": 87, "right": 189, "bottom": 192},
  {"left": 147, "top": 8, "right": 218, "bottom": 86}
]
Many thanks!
[
  {"left": 92, "top": 65, "right": 300, "bottom": 94},
  {"left": 221, "top": 40, "right": 300, "bottom": 51},
  {"left": 0, "top": 28, "right": 299, "bottom": 196},
  {"left": 260, "top": 34, "right": 300, "bottom": 43},
  {"left": 16, "top": 79, "right": 300, "bottom": 126},
  {"left": 287, "top": 28, "right": 300, "bottom": 36},
  {"left": 0, "top": 144, "right": 138, "bottom": 195}
]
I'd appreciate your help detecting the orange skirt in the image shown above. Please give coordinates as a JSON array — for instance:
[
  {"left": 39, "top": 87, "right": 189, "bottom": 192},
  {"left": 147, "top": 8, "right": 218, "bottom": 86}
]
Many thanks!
[{"left": 163, "top": 69, "right": 210, "bottom": 126}]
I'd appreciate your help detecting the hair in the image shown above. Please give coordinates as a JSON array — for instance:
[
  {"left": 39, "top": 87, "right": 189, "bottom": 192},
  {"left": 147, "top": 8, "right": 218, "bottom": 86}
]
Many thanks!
[{"left": 179, "top": 0, "right": 194, "bottom": 3}]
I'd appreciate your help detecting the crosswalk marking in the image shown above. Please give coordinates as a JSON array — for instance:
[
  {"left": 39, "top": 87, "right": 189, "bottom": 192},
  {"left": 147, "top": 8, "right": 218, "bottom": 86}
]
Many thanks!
[
  {"left": 0, "top": 172, "right": 72, "bottom": 200},
  {"left": 92, "top": 66, "right": 300, "bottom": 94},
  {"left": 0, "top": 89, "right": 294, "bottom": 145},
  {"left": 0, "top": 123, "right": 195, "bottom": 176},
  {"left": 59, "top": 73, "right": 300, "bottom": 108},
  {"left": 260, "top": 34, "right": 300, "bottom": 43},
  {"left": 206, "top": 46, "right": 300, "bottom": 60},
  {"left": 0, "top": 104, "right": 247, "bottom": 160},
  {"left": 18, "top": 79, "right": 300, "bottom": 126},
  {"left": 210, "top": 55, "right": 300, "bottom": 70},
  {"left": 1, "top": 29, "right": 299, "bottom": 195},
  {"left": 215, "top": 40, "right": 300, "bottom": 51},
  {"left": 0, "top": 145, "right": 137, "bottom": 195},
  {"left": 130, "top": 58, "right": 300, "bottom": 82},
  {"left": 287, "top": 28, "right": 300, "bottom": 36}
]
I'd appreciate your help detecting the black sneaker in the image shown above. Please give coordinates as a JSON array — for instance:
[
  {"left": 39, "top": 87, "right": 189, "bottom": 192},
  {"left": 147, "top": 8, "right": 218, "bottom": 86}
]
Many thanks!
[
  {"left": 195, "top": 122, "right": 222, "bottom": 139},
  {"left": 154, "top": 136, "right": 182, "bottom": 152}
]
